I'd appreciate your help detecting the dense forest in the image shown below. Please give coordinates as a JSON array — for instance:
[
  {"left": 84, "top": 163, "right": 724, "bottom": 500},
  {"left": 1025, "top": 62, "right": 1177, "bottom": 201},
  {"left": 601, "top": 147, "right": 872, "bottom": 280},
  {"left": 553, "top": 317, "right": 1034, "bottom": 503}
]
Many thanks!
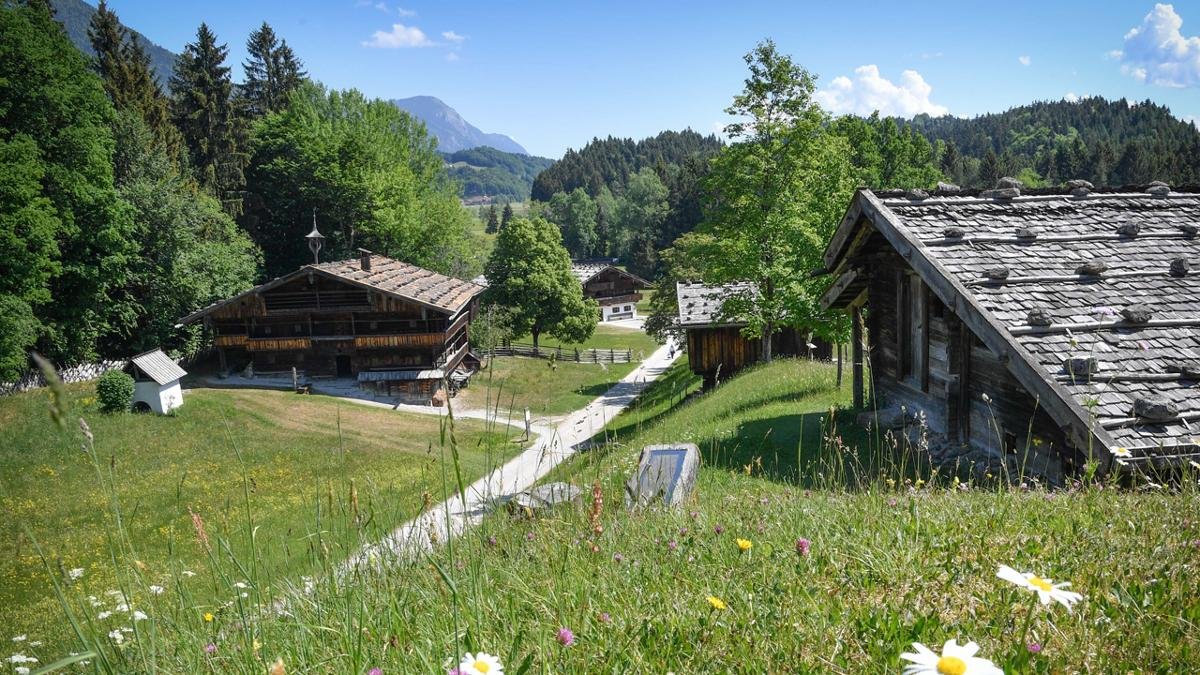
[
  {"left": 443, "top": 147, "right": 554, "bottom": 202},
  {"left": 0, "top": 0, "right": 478, "bottom": 379},
  {"left": 905, "top": 97, "right": 1200, "bottom": 188}
]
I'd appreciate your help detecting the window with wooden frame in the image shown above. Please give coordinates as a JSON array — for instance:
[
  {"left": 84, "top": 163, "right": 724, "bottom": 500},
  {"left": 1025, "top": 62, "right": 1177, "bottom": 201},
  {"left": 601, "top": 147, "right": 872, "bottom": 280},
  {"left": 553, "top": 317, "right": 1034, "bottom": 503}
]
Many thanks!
[{"left": 897, "top": 271, "right": 929, "bottom": 389}]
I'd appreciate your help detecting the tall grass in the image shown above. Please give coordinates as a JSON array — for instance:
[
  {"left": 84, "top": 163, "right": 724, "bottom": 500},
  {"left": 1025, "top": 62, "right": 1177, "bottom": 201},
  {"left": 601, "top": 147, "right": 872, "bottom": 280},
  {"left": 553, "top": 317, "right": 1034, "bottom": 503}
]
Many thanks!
[{"left": 14, "top": 358, "right": 1200, "bottom": 672}]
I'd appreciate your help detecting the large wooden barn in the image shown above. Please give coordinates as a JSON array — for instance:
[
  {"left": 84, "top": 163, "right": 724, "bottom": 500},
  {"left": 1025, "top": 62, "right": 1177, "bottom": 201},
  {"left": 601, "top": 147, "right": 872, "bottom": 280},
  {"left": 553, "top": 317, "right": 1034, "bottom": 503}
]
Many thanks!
[
  {"left": 572, "top": 261, "right": 650, "bottom": 322},
  {"left": 820, "top": 182, "right": 1200, "bottom": 481},
  {"left": 676, "top": 282, "right": 826, "bottom": 387},
  {"left": 181, "top": 250, "right": 484, "bottom": 404}
]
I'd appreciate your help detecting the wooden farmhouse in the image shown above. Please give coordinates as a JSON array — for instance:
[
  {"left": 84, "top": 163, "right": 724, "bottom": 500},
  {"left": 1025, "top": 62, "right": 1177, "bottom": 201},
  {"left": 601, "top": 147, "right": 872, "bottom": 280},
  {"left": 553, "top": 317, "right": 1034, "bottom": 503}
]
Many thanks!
[
  {"left": 572, "top": 261, "right": 650, "bottom": 322},
  {"left": 180, "top": 251, "right": 484, "bottom": 404},
  {"left": 676, "top": 282, "right": 828, "bottom": 387},
  {"left": 820, "top": 182, "right": 1200, "bottom": 481},
  {"left": 125, "top": 348, "right": 187, "bottom": 414}
]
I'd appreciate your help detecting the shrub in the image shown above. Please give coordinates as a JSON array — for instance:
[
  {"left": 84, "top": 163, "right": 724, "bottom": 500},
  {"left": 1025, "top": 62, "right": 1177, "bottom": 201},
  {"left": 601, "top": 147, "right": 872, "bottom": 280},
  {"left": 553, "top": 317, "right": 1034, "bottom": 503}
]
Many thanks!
[{"left": 96, "top": 370, "right": 134, "bottom": 413}]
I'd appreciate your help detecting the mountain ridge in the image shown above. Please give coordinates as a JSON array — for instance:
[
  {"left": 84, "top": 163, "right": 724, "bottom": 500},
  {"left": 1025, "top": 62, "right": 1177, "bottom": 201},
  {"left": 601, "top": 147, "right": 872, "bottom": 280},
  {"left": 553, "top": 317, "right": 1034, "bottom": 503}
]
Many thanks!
[
  {"left": 393, "top": 95, "right": 528, "bottom": 155},
  {"left": 50, "top": 0, "right": 177, "bottom": 87}
]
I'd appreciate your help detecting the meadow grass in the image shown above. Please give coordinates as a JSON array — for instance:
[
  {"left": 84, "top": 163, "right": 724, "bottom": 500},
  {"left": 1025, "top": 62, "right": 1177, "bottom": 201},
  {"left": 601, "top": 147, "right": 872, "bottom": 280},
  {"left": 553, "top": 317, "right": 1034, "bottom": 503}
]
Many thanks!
[
  {"left": 0, "top": 384, "right": 520, "bottom": 654},
  {"left": 13, "top": 360, "right": 1200, "bottom": 673},
  {"left": 458, "top": 326, "right": 662, "bottom": 417}
]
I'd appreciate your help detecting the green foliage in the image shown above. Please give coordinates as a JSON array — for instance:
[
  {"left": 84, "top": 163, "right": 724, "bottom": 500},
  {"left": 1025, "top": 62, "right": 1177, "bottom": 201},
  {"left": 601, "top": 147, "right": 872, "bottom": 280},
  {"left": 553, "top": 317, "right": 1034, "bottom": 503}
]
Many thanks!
[
  {"left": 241, "top": 22, "right": 306, "bottom": 118},
  {"left": 443, "top": 146, "right": 554, "bottom": 202},
  {"left": 546, "top": 188, "right": 599, "bottom": 258},
  {"left": 687, "top": 40, "right": 855, "bottom": 356},
  {"left": 616, "top": 167, "right": 670, "bottom": 275},
  {"left": 247, "top": 82, "right": 475, "bottom": 277},
  {"left": 113, "top": 112, "right": 259, "bottom": 357},
  {"left": 468, "top": 303, "right": 516, "bottom": 355},
  {"left": 170, "top": 23, "right": 246, "bottom": 215},
  {"left": 829, "top": 113, "right": 942, "bottom": 189},
  {"left": 906, "top": 97, "right": 1200, "bottom": 187},
  {"left": 95, "top": 369, "right": 133, "bottom": 412},
  {"left": 0, "top": 2, "right": 138, "bottom": 365},
  {"left": 483, "top": 216, "right": 597, "bottom": 349},
  {"left": 0, "top": 297, "right": 38, "bottom": 382},
  {"left": 500, "top": 202, "right": 514, "bottom": 230}
]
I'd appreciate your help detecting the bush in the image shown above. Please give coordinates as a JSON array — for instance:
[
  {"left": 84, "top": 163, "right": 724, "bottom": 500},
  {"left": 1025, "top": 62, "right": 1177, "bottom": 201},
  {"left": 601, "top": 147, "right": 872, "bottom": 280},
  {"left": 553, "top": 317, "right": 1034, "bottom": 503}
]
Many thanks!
[{"left": 96, "top": 370, "right": 135, "bottom": 413}]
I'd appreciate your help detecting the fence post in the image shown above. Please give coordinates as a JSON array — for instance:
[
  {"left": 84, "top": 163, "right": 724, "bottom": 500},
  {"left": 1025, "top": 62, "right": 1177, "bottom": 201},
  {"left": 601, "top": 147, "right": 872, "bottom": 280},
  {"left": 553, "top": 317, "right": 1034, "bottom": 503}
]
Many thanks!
[
  {"left": 627, "top": 349, "right": 632, "bottom": 362},
  {"left": 609, "top": 348, "right": 614, "bottom": 362},
  {"left": 575, "top": 348, "right": 580, "bottom": 362}
]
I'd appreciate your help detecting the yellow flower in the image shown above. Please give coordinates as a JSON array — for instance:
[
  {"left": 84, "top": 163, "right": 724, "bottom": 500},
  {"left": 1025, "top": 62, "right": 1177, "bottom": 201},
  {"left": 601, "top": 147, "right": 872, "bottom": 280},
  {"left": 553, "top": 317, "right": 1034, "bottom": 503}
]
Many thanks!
[
  {"left": 203, "top": 612, "right": 214, "bottom": 622},
  {"left": 736, "top": 538, "right": 752, "bottom": 552},
  {"left": 706, "top": 595, "right": 727, "bottom": 611}
]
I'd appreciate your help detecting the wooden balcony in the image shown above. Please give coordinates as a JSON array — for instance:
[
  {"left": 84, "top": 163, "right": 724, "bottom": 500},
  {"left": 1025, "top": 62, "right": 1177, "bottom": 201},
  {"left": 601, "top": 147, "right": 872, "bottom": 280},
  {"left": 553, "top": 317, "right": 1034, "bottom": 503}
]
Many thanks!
[
  {"left": 354, "top": 333, "right": 443, "bottom": 349},
  {"left": 246, "top": 337, "right": 313, "bottom": 352}
]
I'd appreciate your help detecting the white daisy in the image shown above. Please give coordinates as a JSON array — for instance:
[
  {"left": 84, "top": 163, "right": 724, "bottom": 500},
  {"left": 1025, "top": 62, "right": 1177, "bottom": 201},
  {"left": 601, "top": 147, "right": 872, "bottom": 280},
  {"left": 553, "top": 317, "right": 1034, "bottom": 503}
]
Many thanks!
[
  {"left": 11, "top": 635, "right": 25, "bottom": 643},
  {"left": 900, "top": 639, "right": 1003, "bottom": 675},
  {"left": 1112, "top": 447, "right": 1132, "bottom": 458},
  {"left": 997, "top": 564, "right": 1083, "bottom": 610},
  {"left": 458, "top": 651, "right": 504, "bottom": 675},
  {"left": 67, "top": 568, "right": 85, "bottom": 580},
  {"left": 107, "top": 630, "right": 124, "bottom": 645},
  {"left": 131, "top": 611, "right": 148, "bottom": 621},
  {"left": 148, "top": 585, "right": 164, "bottom": 595},
  {"left": 181, "top": 570, "right": 197, "bottom": 578},
  {"left": 233, "top": 582, "right": 248, "bottom": 589}
]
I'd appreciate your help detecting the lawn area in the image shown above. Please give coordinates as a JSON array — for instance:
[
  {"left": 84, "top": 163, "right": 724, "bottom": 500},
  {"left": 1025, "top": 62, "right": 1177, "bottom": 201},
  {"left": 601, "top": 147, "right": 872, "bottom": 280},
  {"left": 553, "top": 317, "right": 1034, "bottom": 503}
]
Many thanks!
[
  {"left": 47, "top": 359, "right": 1200, "bottom": 672},
  {"left": 458, "top": 324, "right": 663, "bottom": 417},
  {"left": 0, "top": 384, "right": 519, "bottom": 652}
]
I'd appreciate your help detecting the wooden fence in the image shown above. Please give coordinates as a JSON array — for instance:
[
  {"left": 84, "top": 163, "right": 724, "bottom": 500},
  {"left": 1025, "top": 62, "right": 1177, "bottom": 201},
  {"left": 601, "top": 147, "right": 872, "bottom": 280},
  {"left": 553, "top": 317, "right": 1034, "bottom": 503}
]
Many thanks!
[{"left": 490, "top": 342, "right": 635, "bottom": 364}]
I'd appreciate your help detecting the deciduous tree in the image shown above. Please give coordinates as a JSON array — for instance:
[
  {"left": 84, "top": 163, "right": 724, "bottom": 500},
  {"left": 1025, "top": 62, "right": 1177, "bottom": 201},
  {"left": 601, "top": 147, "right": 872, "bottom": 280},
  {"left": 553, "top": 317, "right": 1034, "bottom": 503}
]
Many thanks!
[{"left": 483, "top": 217, "right": 597, "bottom": 350}]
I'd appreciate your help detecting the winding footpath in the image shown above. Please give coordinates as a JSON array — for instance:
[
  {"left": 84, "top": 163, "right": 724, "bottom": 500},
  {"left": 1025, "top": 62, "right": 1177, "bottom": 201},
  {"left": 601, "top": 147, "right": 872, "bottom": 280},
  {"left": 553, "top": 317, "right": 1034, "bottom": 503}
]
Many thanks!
[{"left": 342, "top": 340, "right": 677, "bottom": 570}]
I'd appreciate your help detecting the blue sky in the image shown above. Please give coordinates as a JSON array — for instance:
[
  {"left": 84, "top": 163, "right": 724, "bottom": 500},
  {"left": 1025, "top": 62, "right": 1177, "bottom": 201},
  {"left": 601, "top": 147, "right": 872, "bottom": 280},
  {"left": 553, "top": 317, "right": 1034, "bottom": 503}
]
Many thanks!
[{"left": 108, "top": 0, "right": 1200, "bottom": 158}]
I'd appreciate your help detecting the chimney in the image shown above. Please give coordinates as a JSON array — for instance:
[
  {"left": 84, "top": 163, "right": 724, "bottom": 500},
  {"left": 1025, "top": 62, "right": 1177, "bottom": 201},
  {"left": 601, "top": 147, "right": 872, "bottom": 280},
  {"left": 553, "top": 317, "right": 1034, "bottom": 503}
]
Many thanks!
[{"left": 358, "top": 248, "right": 372, "bottom": 271}]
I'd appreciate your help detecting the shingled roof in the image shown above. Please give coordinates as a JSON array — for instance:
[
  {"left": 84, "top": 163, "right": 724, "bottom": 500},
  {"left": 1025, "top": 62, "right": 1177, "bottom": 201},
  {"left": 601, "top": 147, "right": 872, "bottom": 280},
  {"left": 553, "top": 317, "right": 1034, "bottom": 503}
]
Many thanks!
[
  {"left": 179, "top": 253, "right": 483, "bottom": 324},
  {"left": 822, "top": 183, "right": 1200, "bottom": 468},
  {"left": 676, "top": 281, "right": 757, "bottom": 327},
  {"left": 571, "top": 261, "right": 650, "bottom": 287}
]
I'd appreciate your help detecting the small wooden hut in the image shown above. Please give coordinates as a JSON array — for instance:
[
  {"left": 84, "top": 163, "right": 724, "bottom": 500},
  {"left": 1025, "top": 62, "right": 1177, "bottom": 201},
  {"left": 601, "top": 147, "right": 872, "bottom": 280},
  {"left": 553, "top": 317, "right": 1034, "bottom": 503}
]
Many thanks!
[
  {"left": 819, "top": 182, "right": 1200, "bottom": 479},
  {"left": 126, "top": 349, "right": 187, "bottom": 414}
]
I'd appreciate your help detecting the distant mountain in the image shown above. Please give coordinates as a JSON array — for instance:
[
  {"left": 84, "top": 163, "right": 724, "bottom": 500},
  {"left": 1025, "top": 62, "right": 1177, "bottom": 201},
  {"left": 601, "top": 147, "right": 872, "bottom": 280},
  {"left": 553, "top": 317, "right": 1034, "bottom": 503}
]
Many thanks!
[
  {"left": 50, "top": 0, "right": 177, "bottom": 87},
  {"left": 393, "top": 96, "right": 528, "bottom": 155},
  {"left": 442, "top": 147, "right": 554, "bottom": 202}
]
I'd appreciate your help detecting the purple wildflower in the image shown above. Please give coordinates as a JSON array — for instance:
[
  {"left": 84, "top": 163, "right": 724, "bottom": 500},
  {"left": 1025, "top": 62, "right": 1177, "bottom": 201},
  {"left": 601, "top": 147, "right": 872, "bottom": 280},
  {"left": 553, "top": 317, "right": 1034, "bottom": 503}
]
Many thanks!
[
  {"left": 204, "top": 643, "right": 216, "bottom": 655},
  {"left": 486, "top": 535, "right": 497, "bottom": 547},
  {"left": 714, "top": 524, "right": 725, "bottom": 535},
  {"left": 599, "top": 612, "right": 611, "bottom": 624},
  {"left": 887, "top": 497, "right": 899, "bottom": 507},
  {"left": 689, "top": 510, "right": 699, "bottom": 520},
  {"left": 667, "top": 540, "right": 678, "bottom": 551},
  {"left": 1027, "top": 642, "right": 1042, "bottom": 654},
  {"left": 369, "top": 669, "right": 383, "bottom": 675},
  {"left": 613, "top": 552, "right": 623, "bottom": 563},
  {"left": 447, "top": 669, "right": 463, "bottom": 675},
  {"left": 795, "top": 537, "right": 810, "bottom": 556},
  {"left": 679, "top": 527, "right": 688, "bottom": 536},
  {"left": 556, "top": 627, "right": 575, "bottom": 646},
  {"left": 526, "top": 531, "right": 535, "bottom": 542}
]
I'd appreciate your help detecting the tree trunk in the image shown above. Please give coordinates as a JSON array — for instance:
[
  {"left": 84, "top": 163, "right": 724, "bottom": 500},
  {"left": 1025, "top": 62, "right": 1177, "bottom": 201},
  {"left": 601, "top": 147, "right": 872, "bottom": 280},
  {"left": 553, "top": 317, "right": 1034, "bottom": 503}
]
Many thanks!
[
  {"left": 761, "top": 323, "right": 774, "bottom": 363},
  {"left": 836, "top": 342, "right": 843, "bottom": 387},
  {"left": 531, "top": 326, "right": 541, "bottom": 352}
]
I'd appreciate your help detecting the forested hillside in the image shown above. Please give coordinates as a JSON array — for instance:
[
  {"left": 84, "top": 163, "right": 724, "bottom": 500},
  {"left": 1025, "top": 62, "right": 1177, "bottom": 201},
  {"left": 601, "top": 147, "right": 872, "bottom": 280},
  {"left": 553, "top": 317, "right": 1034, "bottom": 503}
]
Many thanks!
[
  {"left": 905, "top": 97, "right": 1200, "bottom": 187},
  {"left": 443, "top": 147, "right": 554, "bottom": 202},
  {"left": 531, "top": 130, "right": 723, "bottom": 201},
  {"left": 50, "top": 0, "right": 177, "bottom": 86}
]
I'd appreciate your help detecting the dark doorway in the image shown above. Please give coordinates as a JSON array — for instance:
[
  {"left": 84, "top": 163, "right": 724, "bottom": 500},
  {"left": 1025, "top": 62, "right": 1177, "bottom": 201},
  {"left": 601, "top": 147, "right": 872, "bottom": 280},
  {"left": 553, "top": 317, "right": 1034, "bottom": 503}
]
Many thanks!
[{"left": 336, "top": 355, "right": 352, "bottom": 378}]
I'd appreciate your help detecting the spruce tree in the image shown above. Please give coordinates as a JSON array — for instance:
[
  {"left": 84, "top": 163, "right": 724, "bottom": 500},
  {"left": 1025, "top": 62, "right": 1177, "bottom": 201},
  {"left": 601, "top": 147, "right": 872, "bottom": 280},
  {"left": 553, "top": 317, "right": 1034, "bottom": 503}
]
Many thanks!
[
  {"left": 170, "top": 23, "right": 245, "bottom": 215},
  {"left": 242, "top": 22, "right": 306, "bottom": 117},
  {"left": 500, "top": 202, "right": 514, "bottom": 230},
  {"left": 978, "top": 148, "right": 1001, "bottom": 188},
  {"left": 484, "top": 204, "right": 499, "bottom": 234}
]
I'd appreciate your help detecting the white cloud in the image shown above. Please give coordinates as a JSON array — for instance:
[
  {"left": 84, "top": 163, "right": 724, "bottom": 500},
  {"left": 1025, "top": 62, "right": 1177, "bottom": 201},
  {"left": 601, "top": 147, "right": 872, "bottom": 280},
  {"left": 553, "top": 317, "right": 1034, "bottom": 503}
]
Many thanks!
[
  {"left": 1117, "top": 3, "right": 1200, "bottom": 87},
  {"left": 1064, "top": 91, "right": 1079, "bottom": 102},
  {"left": 1018, "top": 55, "right": 1031, "bottom": 66},
  {"left": 362, "top": 23, "right": 434, "bottom": 48},
  {"left": 442, "top": 30, "right": 465, "bottom": 43},
  {"left": 374, "top": 1, "right": 388, "bottom": 12},
  {"left": 920, "top": 51, "right": 943, "bottom": 60},
  {"left": 446, "top": 51, "right": 460, "bottom": 62},
  {"left": 1185, "top": 114, "right": 1199, "bottom": 129},
  {"left": 814, "top": 65, "right": 949, "bottom": 117},
  {"left": 396, "top": 6, "right": 417, "bottom": 17}
]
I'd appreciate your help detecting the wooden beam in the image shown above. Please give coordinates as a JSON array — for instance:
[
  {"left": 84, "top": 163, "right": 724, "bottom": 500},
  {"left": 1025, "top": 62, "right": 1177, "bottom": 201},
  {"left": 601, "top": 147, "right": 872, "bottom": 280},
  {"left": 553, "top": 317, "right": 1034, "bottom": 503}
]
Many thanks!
[
  {"left": 818, "top": 268, "right": 860, "bottom": 310},
  {"left": 823, "top": 193, "right": 867, "bottom": 271},
  {"left": 856, "top": 190, "right": 1116, "bottom": 462},
  {"left": 852, "top": 305, "right": 864, "bottom": 409}
]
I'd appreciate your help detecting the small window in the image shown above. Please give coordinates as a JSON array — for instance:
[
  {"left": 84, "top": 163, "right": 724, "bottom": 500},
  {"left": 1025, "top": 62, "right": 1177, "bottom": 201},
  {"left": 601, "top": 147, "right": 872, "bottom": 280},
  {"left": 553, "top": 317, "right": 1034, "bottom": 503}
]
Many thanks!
[
  {"left": 294, "top": 323, "right": 302, "bottom": 334},
  {"left": 1004, "top": 431, "right": 1018, "bottom": 455},
  {"left": 263, "top": 326, "right": 273, "bottom": 335}
]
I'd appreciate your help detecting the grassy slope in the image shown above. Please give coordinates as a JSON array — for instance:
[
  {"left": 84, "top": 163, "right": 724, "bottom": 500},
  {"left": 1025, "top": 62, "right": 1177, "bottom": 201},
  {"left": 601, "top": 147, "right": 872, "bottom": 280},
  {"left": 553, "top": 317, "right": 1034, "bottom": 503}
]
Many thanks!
[
  {"left": 0, "top": 385, "right": 517, "bottom": 649},
  {"left": 25, "top": 361, "right": 1200, "bottom": 672},
  {"left": 459, "top": 325, "right": 661, "bottom": 417}
]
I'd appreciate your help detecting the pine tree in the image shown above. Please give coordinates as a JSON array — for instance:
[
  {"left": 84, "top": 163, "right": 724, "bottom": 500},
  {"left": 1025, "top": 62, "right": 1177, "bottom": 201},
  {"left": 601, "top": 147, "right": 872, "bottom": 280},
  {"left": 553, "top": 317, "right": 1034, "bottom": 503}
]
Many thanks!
[
  {"left": 979, "top": 148, "right": 1001, "bottom": 188},
  {"left": 500, "top": 202, "right": 514, "bottom": 230},
  {"left": 939, "top": 139, "right": 962, "bottom": 185},
  {"left": 242, "top": 22, "right": 306, "bottom": 117},
  {"left": 87, "top": 1, "right": 132, "bottom": 108},
  {"left": 170, "top": 23, "right": 245, "bottom": 215},
  {"left": 484, "top": 204, "right": 499, "bottom": 233}
]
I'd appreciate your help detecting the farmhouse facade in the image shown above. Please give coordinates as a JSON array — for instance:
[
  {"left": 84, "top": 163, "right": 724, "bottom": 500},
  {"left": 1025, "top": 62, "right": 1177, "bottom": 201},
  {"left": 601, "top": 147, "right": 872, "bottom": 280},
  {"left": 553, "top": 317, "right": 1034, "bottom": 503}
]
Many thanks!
[
  {"left": 181, "top": 251, "right": 484, "bottom": 404},
  {"left": 820, "top": 182, "right": 1200, "bottom": 480},
  {"left": 676, "top": 282, "right": 828, "bottom": 387},
  {"left": 572, "top": 261, "right": 650, "bottom": 322}
]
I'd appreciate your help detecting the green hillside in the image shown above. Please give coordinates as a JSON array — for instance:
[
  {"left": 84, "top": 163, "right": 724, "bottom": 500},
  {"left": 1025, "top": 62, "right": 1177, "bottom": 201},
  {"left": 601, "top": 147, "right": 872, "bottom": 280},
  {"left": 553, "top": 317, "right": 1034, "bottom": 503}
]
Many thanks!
[{"left": 443, "top": 146, "right": 555, "bottom": 201}]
